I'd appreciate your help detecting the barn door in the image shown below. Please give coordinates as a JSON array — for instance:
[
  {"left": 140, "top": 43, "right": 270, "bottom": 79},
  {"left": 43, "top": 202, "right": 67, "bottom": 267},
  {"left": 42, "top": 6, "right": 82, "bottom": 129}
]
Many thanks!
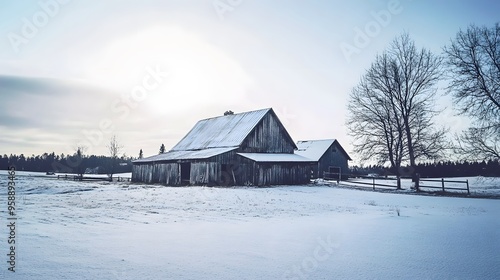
[
  {"left": 326, "top": 166, "right": 341, "bottom": 182},
  {"left": 180, "top": 162, "right": 191, "bottom": 184}
]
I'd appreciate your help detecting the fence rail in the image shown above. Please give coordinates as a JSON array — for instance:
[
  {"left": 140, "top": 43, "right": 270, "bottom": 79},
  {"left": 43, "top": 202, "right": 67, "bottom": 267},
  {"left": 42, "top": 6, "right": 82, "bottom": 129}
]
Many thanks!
[
  {"left": 326, "top": 173, "right": 470, "bottom": 194},
  {"left": 57, "top": 174, "right": 131, "bottom": 182},
  {"left": 418, "top": 177, "right": 469, "bottom": 194},
  {"left": 324, "top": 173, "right": 403, "bottom": 190},
  {"left": 346, "top": 175, "right": 401, "bottom": 190}
]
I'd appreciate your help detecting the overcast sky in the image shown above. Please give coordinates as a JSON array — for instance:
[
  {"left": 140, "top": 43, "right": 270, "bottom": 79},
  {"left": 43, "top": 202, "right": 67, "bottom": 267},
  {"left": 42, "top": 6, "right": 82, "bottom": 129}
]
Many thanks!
[{"left": 0, "top": 0, "right": 498, "bottom": 160}]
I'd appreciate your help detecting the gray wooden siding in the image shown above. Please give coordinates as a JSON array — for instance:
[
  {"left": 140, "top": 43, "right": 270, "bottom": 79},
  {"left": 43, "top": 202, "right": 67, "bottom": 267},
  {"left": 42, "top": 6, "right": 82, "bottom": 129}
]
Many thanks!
[
  {"left": 316, "top": 142, "right": 349, "bottom": 179},
  {"left": 132, "top": 163, "right": 180, "bottom": 185},
  {"left": 255, "top": 163, "right": 311, "bottom": 185},
  {"left": 133, "top": 158, "right": 312, "bottom": 186},
  {"left": 190, "top": 162, "right": 220, "bottom": 185},
  {"left": 240, "top": 112, "right": 295, "bottom": 153}
]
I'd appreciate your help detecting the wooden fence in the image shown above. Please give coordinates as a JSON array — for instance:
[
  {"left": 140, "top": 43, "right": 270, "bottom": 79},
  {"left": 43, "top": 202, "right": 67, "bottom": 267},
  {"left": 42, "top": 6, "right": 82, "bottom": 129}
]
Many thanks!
[
  {"left": 418, "top": 177, "right": 470, "bottom": 195},
  {"left": 344, "top": 175, "right": 402, "bottom": 190},
  {"left": 323, "top": 172, "right": 402, "bottom": 189},
  {"left": 323, "top": 171, "right": 340, "bottom": 183},
  {"left": 324, "top": 173, "right": 470, "bottom": 194},
  {"left": 57, "top": 174, "right": 131, "bottom": 182}
]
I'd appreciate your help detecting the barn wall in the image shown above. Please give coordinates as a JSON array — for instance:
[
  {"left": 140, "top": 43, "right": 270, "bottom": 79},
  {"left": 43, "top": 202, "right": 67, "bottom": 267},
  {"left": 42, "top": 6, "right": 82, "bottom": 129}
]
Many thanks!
[
  {"left": 190, "top": 162, "right": 221, "bottom": 185},
  {"left": 132, "top": 163, "right": 180, "bottom": 185},
  {"left": 210, "top": 150, "right": 238, "bottom": 164},
  {"left": 318, "top": 142, "right": 349, "bottom": 179},
  {"left": 187, "top": 160, "right": 252, "bottom": 186},
  {"left": 310, "top": 163, "right": 320, "bottom": 179},
  {"left": 240, "top": 112, "right": 295, "bottom": 153},
  {"left": 132, "top": 164, "right": 154, "bottom": 183},
  {"left": 161, "top": 163, "right": 181, "bottom": 185},
  {"left": 133, "top": 150, "right": 318, "bottom": 186},
  {"left": 212, "top": 152, "right": 251, "bottom": 186},
  {"left": 255, "top": 162, "right": 312, "bottom": 186},
  {"left": 222, "top": 162, "right": 251, "bottom": 186}
]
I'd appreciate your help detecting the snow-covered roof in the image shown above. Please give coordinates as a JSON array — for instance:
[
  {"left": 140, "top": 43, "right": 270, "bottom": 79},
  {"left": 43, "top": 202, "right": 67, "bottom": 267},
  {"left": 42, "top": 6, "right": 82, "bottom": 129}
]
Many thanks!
[
  {"left": 295, "top": 139, "right": 335, "bottom": 161},
  {"left": 134, "top": 147, "right": 237, "bottom": 163},
  {"left": 171, "top": 108, "right": 271, "bottom": 151},
  {"left": 237, "top": 153, "right": 314, "bottom": 163},
  {"left": 295, "top": 139, "right": 352, "bottom": 161}
]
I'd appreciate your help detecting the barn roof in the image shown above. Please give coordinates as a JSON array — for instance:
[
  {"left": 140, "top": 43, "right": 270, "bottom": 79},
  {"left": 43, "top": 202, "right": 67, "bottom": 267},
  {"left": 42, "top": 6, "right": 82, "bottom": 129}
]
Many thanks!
[
  {"left": 134, "top": 147, "right": 237, "bottom": 163},
  {"left": 237, "top": 153, "right": 314, "bottom": 163},
  {"left": 295, "top": 139, "right": 352, "bottom": 161},
  {"left": 171, "top": 108, "right": 275, "bottom": 151}
]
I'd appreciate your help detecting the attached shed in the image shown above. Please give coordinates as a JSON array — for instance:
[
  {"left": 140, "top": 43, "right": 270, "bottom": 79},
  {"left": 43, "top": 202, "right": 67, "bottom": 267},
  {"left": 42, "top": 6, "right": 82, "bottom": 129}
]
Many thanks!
[
  {"left": 295, "top": 139, "right": 351, "bottom": 180},
  {"left": 132, "top": 108, "right": 315, "bottom": 186}
]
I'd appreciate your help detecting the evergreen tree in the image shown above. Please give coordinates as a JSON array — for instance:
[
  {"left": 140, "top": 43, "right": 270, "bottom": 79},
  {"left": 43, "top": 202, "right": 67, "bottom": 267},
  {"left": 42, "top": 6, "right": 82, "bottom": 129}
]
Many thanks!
[{"left": 159, "top": 144, "right": 166, "bottom": 154}]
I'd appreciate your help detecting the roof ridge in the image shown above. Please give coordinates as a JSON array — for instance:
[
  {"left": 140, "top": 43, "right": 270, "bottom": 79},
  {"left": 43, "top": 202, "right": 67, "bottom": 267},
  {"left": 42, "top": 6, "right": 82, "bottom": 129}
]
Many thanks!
[
  {"left": 297, "top": 139, "right": 336, "bottom": 142},
  {"left": 198, "top": 108, "right": 271, "bottom": 122}
]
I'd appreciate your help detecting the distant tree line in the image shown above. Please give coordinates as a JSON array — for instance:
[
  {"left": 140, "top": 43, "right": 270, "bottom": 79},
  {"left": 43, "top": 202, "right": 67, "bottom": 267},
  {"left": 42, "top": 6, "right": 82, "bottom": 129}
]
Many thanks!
[
  {"left": 0, "top": 137, "right": 167, "bottom": 175},
  {"left": 0, "top": 152, "right": 133, "bottom": 174},
  {"left": 350, "top": 159, "right": 500, "bottom": 178}
]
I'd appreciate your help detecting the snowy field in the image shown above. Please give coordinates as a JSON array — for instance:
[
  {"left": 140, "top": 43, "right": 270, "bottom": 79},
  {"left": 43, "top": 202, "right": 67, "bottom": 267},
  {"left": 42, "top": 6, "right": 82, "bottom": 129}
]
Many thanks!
[{"left": 1, "top": 171, "right": 499, "bottom": 279}]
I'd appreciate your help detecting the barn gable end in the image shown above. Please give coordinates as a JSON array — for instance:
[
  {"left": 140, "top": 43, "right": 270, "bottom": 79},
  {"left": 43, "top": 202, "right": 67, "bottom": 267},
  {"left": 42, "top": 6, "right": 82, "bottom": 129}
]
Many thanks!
[{"left": 239, "top": 109, "right": 296, "bottom": 153}]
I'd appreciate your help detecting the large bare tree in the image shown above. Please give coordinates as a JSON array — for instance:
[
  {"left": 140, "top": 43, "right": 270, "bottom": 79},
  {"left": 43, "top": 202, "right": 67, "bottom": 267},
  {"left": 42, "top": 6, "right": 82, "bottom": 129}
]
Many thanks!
[
  {"left": 347, "top": 33, "right": 446, "bottom": 186},
  {"left": 348, "top": 73, "right": 407, "bottom": 177},
  {"left": 444, "top": 23, "right": 500, "bottom": 160}
]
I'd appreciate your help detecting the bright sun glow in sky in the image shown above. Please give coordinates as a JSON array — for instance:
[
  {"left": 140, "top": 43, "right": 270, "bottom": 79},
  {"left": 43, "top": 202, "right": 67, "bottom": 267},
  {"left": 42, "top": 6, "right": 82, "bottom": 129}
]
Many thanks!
[
  {"left": 0, "top": 0, "right": 499, "bottom": 161},
  {"left": 85, "top": 26, "right": 252, "bottom": 114}
]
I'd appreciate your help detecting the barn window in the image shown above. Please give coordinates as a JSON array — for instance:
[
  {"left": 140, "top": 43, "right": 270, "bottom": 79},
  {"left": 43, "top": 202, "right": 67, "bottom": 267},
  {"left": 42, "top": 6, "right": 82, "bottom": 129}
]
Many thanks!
[{"left": 331, "top": 146, "right": 337, "bottom": 152}]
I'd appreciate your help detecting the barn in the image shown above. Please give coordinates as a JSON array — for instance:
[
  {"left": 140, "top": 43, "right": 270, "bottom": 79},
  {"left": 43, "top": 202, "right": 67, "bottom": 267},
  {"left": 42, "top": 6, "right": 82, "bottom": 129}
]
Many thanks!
[
  {"left": 295, "top": 139, "right": 351, "bottom": 180},
  {"left": 132, "top": 108, "right": 315, "bottom": 186}
]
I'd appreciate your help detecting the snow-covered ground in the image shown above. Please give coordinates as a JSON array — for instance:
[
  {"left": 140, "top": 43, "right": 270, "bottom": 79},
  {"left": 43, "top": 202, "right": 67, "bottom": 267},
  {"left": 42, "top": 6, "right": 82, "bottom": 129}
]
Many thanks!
[{"left": 0, "top": 171, "right": 499, "bottom": 279}]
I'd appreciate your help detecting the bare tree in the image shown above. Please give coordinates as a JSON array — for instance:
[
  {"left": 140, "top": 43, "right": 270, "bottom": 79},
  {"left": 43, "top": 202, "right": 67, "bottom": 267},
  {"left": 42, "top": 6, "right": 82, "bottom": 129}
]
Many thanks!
[
  {"left": 347, "top": 75, "right": 406, "bottom": 181},
  {"left": 107, "top": 135, "right": 123, "bottom": 180},
  {"left": 455, "top": 127, "right": 500, "bottom": 160},
  {"left": 389, "top": 34, "right": 445, "bottom": 174},
  {"left": 347, "top": 33, "right": 446, "bottom": 186},
  {"left": 444, "top": 23, "right": 500, "bottom": 160}
]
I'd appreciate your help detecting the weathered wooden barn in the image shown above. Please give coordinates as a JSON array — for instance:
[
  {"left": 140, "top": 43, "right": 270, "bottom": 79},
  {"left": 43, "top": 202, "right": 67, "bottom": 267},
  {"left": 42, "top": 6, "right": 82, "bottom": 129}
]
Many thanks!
[
  {"left": 295, "top": 139, "right": 351, "bottom": 180},
  {"left": 132, "top": 108, "right": 315, "bottom": 186}
]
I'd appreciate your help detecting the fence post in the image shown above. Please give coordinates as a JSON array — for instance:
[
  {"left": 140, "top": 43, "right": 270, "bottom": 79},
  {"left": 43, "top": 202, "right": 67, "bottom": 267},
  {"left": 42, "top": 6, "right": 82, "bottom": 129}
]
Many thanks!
[
  {"left": 441, "top": 178, "right": 445, "bottom": 192},
  {"left": 337, "top": 170, "right": 341, "bottom": 184},
  {"left": 466, "top": 179, "right": 470, "bottom": 195},
  {"left": 372, "top": 177, "right": 375, "bottom": 190},
  {"left": 415, "top": 173, "right": 420, "bottom": 192}
]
